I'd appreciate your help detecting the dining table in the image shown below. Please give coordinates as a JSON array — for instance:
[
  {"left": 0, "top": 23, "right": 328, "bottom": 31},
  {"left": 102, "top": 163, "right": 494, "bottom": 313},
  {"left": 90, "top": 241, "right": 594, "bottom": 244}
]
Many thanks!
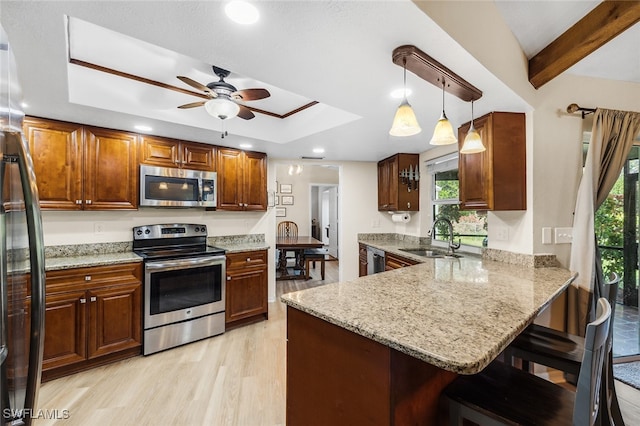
[{"left": 275, "top": 236, "right": 324, "bottom": 280}]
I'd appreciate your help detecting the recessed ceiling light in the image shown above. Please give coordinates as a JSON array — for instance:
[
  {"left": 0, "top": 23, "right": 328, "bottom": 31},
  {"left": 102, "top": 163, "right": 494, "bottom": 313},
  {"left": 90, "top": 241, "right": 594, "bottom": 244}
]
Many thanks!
[
  {"left": 312, "top": 147, "right": 325, "bottom": 154},
  {"left": 225, "top": 1, "right": 259, "bottom": 25},
  {"left": 134, "top": 125, "right": 153, "bottom": 132},
  {"left": 239, "top": 143, "right": 253, "bottom": 149},
  {"left": 390, "top": 88, "right": 412, "bottom": 99}
]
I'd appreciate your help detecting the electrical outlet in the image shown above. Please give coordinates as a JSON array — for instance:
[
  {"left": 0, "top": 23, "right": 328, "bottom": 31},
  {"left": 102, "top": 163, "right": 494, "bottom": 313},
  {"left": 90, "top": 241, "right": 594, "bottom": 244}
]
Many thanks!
[
  {"left": 94, "top": 223, "right": 105, "bottom": 234},
  {"left": 542, "top": 227, "right": 552, "bottom": 244},
  {"left": 555, "top": 227, "right": 573, "bottom": 244},
  {"left": 495, "top": 226, "right": 508, "bottom": 241}
]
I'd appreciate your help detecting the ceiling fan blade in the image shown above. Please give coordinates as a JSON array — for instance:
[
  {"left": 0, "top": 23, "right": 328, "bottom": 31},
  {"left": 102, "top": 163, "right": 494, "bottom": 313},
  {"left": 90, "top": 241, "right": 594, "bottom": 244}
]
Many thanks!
[
  {"left": 232, "top": 88, "right": 271, "bottom": 101},
  {"left": 237, "top": 105, "right": 255, "bottom": 120},
  {"left": 177, "top": 76, "right": 213, "bottom": 94},
  {"left": 177, "top": 101, "right": 207, "bottom": 109}
]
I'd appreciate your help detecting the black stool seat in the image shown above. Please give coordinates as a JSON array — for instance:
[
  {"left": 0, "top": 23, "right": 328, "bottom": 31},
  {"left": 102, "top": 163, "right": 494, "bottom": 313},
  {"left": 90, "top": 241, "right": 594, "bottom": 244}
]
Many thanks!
[{"left": 303, "top": 248, "right": 328, "bottom": 280}]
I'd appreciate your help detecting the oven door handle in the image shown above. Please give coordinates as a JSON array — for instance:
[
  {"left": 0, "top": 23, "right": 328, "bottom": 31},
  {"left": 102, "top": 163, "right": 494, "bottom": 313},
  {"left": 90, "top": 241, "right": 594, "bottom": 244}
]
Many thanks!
[{"left": 145, "top": 255, "right": 226, "bottom": 272}]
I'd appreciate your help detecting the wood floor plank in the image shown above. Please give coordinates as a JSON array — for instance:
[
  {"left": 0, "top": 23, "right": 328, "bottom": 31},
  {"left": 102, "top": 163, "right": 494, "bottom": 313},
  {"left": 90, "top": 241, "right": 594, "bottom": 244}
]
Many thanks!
[{"left": 32, "top": 260, "right": 640, "bottom": 425}]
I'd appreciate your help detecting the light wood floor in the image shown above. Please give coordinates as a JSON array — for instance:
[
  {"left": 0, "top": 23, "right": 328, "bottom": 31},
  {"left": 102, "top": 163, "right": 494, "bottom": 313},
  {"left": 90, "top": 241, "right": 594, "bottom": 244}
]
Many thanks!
[{"left": 34, "top": 259, "right": 640, "bottom": 425}]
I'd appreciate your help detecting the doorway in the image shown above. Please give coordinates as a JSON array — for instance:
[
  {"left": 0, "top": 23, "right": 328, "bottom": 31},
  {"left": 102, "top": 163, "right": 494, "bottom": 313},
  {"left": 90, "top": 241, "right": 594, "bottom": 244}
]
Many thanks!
[
  {"left": 311, "top": 184, "right": 339, "bottom": 259},
  {"left": 597, "top": 145, "right": 640, "bottom": 360}
]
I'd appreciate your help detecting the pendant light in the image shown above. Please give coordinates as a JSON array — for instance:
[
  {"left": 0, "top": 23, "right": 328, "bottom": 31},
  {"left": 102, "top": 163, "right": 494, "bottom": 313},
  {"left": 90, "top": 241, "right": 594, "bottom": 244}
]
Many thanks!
[
  {"left": 429, "top": 78, "right": 457, "bottom": 146},
  {"left": 460, "top": 100, "right": 486, "bottom": 154},
  {"left": 389, "top": 58, "right": 421, "bottom": 137}
]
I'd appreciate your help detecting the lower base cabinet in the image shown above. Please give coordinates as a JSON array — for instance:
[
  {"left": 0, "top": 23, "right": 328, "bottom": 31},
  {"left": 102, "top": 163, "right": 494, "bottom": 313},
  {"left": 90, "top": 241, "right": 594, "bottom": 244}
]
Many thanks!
[
  {"left": 385, "top": 252, "right": 419, "bottom": 270},
  {"left": 42, "top": 263, "right": 142, "bottom": 381},
  {"left": 225, "top": 250, "right": 268, "bottom": 329}
]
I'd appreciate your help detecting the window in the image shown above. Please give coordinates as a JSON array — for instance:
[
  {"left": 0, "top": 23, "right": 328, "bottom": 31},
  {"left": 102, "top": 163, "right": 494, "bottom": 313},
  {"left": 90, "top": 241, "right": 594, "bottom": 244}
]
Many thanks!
[{"left": 427, "top": 154, "right": 487, "bottom": 248}]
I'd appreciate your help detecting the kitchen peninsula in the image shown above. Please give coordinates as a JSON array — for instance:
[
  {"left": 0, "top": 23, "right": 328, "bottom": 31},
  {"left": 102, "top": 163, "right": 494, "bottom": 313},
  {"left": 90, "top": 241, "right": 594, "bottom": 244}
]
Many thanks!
[{"left": 281, "top": 256, "right": 575, "bottom": 425}]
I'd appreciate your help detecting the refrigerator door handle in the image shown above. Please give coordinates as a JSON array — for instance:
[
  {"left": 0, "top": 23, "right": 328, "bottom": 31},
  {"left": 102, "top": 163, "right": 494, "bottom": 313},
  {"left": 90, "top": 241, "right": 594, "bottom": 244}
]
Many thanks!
[{"left": 7, "top": 131, "right": 46, "bottom": 425}]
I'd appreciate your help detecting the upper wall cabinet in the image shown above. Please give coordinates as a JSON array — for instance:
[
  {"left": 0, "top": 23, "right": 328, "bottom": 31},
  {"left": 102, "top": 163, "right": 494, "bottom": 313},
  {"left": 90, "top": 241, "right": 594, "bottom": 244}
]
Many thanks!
[
  {"left": 217, "top": 148, "right": 267, "bottom": 211},
  {"left": 139, "top": 135, "right": 215, "bottom": 171},
  {"left": 377, "top": 153, "right": 419, "bottom": 212},
  {"left": 458, "top": 112, "right": 526, "bottom": 211},
  {"left": 23, "top": 117, "right": 138, "bottom": 210}
]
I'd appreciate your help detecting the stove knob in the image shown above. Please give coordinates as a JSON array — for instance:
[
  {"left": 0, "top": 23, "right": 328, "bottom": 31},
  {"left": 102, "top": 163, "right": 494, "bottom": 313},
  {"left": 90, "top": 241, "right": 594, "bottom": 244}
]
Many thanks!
[
  {"left": 136, "top": 230, "right": 142, "bottom": 236},
  {"left": 202, "top": 227, "right": 206, "bottom": 233},
  {"left": 195, "top": 227, "right": 200, "bottom": 232},
  {"left": 145, "top": 229, "right": 151, "bottom": 235}
]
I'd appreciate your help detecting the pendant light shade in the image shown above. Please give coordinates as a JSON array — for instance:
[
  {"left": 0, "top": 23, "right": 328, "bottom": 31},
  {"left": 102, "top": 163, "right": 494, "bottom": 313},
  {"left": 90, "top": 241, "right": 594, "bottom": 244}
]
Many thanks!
[
  {"left": 389, "top": 58, "right": 421, "bottom": 137},
  {"left": 460, "top": 101, "right": 486, "bottom": 154},
  {"left": 430, "top": 78, "right": 457, "bottom": 146}
]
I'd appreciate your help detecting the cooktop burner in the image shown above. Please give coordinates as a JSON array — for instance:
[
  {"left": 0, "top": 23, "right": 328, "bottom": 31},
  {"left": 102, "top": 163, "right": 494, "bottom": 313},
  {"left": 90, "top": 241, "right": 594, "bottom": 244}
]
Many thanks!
[{"left": 132, "top": 223, "right": 225, "bottom": 260}]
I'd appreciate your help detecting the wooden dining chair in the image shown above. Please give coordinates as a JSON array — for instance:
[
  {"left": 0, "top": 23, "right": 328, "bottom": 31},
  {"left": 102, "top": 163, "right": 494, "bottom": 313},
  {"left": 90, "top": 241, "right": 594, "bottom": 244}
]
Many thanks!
[
  {"left": 444, "top": 297, "right": 612, "bottom": 426},
  {"left": 277, "top": 221, "right": 299, "bottom": 269},
  {"left": 504, "top": 272, "right": 623, "bottom": 425}
]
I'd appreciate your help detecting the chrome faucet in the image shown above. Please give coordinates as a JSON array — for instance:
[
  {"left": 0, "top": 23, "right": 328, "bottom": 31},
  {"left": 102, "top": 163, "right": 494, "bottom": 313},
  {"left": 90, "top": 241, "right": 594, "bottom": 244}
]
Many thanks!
[{"left": 431, "top": 217, "right": 461, "bottom": 254}]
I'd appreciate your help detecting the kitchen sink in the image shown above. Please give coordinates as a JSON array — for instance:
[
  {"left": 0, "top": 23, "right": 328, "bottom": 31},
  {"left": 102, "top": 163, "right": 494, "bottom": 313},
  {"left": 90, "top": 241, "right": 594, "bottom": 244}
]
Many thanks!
[{"left": 399, "top": 248, "right": 462, "bottom": 259}]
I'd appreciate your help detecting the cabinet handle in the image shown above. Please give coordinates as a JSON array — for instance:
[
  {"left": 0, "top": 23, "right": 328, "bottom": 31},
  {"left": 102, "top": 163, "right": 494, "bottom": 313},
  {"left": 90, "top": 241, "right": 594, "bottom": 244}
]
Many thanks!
[
  {"left": 90, "top": 296, "right": 97, "bottom": 302},
  {"left": 246, "top": 258, "right": 251, "bottom": 262},
  {"left": 407, "top": 202, "right": 411, "bottom": 209},
  {"left": 86, "top": 200, "right": 92, "bottom": 205},
  {"left": 85, "top": 275, "right": 91, "bottom": 281},
  {"left": 79, "top": 298, "right": 86, "bottom": 304},
  {"left": 75, "top": 200, "right": 82, "bottom": 205},
  {"left": 227, "top": 276, "right": 231, "bottom": 281}
]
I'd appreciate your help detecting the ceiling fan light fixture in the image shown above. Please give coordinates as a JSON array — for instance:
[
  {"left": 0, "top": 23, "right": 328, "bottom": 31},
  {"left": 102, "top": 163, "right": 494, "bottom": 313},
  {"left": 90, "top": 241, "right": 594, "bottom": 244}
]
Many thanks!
[
  {"left": 204, "top": 98, "right": 240, "bottom": 120},
  {"left": 225, "top": 1, "right": 259, "bottom": 25},
  {"left": 460, "top": 101, "right": 485, "bottom": 154}
]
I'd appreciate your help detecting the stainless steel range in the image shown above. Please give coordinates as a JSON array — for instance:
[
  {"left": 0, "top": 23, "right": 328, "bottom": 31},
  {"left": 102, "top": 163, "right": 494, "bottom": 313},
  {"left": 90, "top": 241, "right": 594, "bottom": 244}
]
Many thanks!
[{"left": 133, "top": 224, "right": 226, "bottom": 355}]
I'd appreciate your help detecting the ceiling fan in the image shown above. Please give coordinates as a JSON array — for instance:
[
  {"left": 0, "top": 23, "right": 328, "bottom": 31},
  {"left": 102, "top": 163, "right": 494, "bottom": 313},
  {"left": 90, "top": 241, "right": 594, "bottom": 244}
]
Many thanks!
[{"left": 177, "top": 65, "right": 271, "bottom": 120}]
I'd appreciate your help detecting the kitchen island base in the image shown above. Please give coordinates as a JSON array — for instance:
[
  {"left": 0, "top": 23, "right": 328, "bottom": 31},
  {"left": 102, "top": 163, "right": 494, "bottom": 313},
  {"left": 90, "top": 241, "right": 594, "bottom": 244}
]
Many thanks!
[{"left": 286, "top": 307, "right": 457, "bottom": 425}]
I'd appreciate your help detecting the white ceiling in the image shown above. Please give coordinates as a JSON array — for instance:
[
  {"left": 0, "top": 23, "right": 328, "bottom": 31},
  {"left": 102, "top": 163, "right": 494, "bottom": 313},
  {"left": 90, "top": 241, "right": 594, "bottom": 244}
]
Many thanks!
[{"left": 0, "top": 1, "right": 635, "bottom": 162}]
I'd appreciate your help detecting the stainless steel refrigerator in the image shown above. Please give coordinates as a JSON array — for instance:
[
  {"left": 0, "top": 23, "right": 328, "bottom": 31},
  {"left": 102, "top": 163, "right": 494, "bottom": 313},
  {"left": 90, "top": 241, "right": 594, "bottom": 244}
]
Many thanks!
[{"left": 0, "top": 24, "right": 46, "bottom": 426}]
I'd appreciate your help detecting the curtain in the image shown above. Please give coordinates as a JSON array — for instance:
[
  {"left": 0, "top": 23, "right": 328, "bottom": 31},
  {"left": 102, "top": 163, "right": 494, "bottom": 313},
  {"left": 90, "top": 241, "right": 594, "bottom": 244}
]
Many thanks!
[{"left": 568, "top": 108, "right": 640, "bottom": 335}]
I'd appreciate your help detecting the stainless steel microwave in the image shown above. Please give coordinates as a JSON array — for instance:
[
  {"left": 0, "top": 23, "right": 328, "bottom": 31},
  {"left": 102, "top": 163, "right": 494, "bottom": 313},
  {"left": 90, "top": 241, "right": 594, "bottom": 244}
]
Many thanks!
[{"left": 139, "top": 165, "right": 217, "bottom": 208}]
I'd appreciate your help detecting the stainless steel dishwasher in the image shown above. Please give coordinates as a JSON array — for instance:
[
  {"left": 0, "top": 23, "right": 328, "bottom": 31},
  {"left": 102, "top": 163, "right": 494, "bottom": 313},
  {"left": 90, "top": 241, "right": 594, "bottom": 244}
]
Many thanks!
[{"left": 366, "top": 246, "right": 386, "bottom": 275}]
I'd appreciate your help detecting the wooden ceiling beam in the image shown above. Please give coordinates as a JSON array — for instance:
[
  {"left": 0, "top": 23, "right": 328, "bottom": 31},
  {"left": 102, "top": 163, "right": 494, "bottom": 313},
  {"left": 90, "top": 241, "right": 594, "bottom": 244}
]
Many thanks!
[{"left": 529, "top": 1, "right": 640, "bottom": 89}]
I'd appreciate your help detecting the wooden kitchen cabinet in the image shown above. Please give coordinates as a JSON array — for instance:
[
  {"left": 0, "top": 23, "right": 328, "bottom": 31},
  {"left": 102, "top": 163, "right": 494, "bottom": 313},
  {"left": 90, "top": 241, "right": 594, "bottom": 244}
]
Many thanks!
[
  {"left": 458, "top": 112, "right": 526, "bottom": 211},
  {"left": 23, "top": 117, "right": 138, "bottom": 210},
  {"left": 216, "top": 148, "right": 267, "bottom": 211},
  {"left": 41, "top": 263, "right": 142, "bottom": 381},
  {"left": 359, "top": 243, "right": 368, "bottom": 277},
  {"left": 225, "top": 250, "right": 268, "bottom": 328},
  {"left": 139, "top": 135, "right": 216, "bottom": 171},
  {"left": 385, "top": 252, "right": 419, "bottom": 271},
  {"left": 378, "top": 153, "right": 419, "bottom": 212}
]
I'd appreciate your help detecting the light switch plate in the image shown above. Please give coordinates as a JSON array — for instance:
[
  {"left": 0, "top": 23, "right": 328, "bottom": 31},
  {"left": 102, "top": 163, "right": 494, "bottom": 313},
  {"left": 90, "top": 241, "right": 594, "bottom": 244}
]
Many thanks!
[{"left": 555, "top": 227, "right": 573, "bottom": 244}]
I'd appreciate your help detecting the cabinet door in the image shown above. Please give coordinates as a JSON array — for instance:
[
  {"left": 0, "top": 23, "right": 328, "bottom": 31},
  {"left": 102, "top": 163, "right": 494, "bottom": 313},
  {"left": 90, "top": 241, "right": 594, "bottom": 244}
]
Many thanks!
[
  {"left": 84, "top": 127, "right": 139, "bottom": 210},
  {"left": 359, "top": 244, "right": 368, "bottom": 277},
  {"left": 378, "top": 157, "right": 399, "bottom": 211},
  {"left": 385, "top": 252, "right": 418, "bottom": 270},
  {"left": 23, "top": 117, "right": 83, "bottom": 210},
  {"left": 87, "top": 282, "right": 142, "bottom": 359},
  {"left": 458, "top": 114, "right": 492, "bottom": 210},
  {"left": 183, "top": 142, "right": 216, "bottom": 171},
  {"left": 139, "top": 135, "right": 180, "bottom": 167},
  {"left": 243, "top": 151, "right": 267, "bottom": 211},
  {"left": 42, "top": 290, "right": 87, "bottom": 371},
  {"left": 217, "top": 148, "right": 244, "bottom": 211},
  {"left": 226, "top": 267, "right": 268, "bottom": 324}
]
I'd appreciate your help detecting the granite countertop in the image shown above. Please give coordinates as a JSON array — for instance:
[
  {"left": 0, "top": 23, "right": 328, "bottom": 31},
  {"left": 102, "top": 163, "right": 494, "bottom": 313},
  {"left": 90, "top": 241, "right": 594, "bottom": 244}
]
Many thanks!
[
  {"left": 281, "top": 256, "right": 575, "bottom": 375},
  {"left": 9, "top": 234, "right": 269, "bottom": 273}
]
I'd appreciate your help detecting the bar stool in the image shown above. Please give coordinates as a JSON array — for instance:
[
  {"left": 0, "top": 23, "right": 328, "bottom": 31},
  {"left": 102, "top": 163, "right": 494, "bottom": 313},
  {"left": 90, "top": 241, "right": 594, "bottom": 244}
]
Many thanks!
[
  {"left": 444, "top": 298, "right": 612, "bottom": 426},
  {"left": 504, "top": 272, "right": 623, "bottom": 425},
  {"left": 303, "top": 248, "right": 327, "bottom": 280}
]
